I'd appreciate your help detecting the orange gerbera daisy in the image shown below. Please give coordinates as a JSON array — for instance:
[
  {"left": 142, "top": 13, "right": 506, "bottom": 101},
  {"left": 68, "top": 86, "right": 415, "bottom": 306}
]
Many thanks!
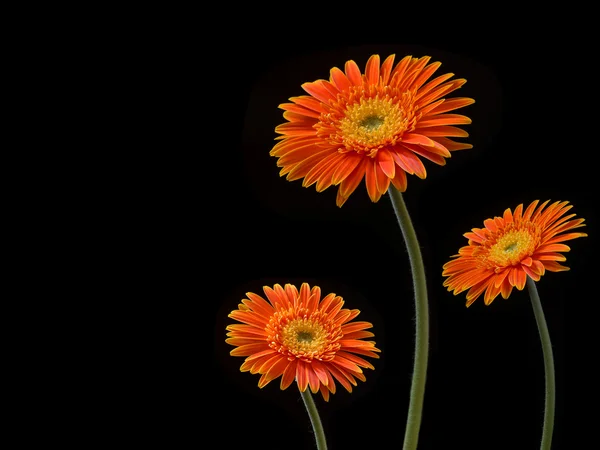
[
  {"left": 270, "top": 54, "right": 474, "bottom": 207},
  {"left": 226, "top": 282, "right": 380, "bottom": 401},
  {"left": 442, "top": 200, "right": 587, "bottom": 307}
]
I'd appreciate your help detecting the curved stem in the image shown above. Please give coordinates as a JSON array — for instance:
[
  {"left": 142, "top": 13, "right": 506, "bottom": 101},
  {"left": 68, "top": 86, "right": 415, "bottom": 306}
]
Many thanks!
[
  {"left": 387, "top": 186, "right": 429, "bottom": 450},
  {"left": 526, "top": 277, "right": 555, "bottom": 450},
  {"left": 299, "top": 386, "right": 328, "bottom": 450}
]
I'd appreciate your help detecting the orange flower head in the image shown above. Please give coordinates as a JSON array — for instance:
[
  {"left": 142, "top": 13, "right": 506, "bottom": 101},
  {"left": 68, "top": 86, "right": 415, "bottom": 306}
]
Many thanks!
[
  {"left": 226, "top": 282, "right": 380, "bottom": 401},
  {"left": 442, "top": 200, "right": 587, "bottom": 307},
  {"left": 270, "top": 54, "right": 474, "bottom": 207}
]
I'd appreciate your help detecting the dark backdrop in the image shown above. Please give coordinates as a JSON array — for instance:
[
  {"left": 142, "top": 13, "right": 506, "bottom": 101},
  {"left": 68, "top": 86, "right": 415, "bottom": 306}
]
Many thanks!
[{"left": 194, "top": 40, "right": 595, "bottom": 450}]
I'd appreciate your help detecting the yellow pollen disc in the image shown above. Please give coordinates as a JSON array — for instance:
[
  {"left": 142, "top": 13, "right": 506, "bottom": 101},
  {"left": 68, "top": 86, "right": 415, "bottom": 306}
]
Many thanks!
[
  {"left": 339, "top": 96, "right": 407, "bottom": 152},
  {"left": 487, "top": 230, "right": 536, "bottom": 266},
  {"left": 281, "top": 317, "right": 327, "bottom": 357}
]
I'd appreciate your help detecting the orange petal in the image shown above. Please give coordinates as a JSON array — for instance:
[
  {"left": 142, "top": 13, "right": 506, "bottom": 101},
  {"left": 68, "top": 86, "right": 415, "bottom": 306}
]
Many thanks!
[
  {"left": 270, "top": 136, "right": 322, "bottom": 157},
  {"left": 330, "top": 67, "right": 352, "bottom": 92},
  {"left": 274, "top": 122, "right": 316, "bottom": 137},
  {"left": 493, "top": 270, "right": 510, "bottom": 288},
  {"left": 377, "top": 149, "right": 395, "bottom": 178},
  {"left": 484, "top": 218, "right": 498, "bottom": 232},
  {"left": 418, "top": 125, "right": 469, "bottom": 138},
  {"left": 225, "top": 337, "right": 264, "bottom": 346},
  {"left": 311, "top": 360, "right": 330, "bottom": 386},
  {"left": 316, "top": 154, "right": 350, "bottom": 192},
  {"left": 543, "top": 232, "right": 588, "bottom": 245},
  {"left": 397, "top": 56, "right": 430, "bottom": 91},
  {"left": 320, "top": 79, "right": 340, "bottom": 98},
  {"left": 327, "top": 364, "right": 353, "bottom": 393},
  {"left": 229, "top": 342, "right": 270, "bottom": 357},
  {"left": 243, "top": 348, "right": 277, "bottom": 363},
  {"left": 465, "top": 281, "right": 489, "bottom": 306},
  {"left": 417, "top": 114, "right": 472, "bottom": 127},
  {"left": 432, "top": 136, "right": 473, "bottom": 151},
  {"left": 483, "top": 282, "right": 502, "bottom": 305},
  {"left": 344, "top": 60, "right": 363, "bottom": 86},
  {"left": 396, "top": 146, "right": 427, "bottom": 178},
  {"left": 337, "top": 351, "right": 375, "bottom": 370},
  {"left": 342, "top": 321, "right": 373, "bottom": 334},
  {"left": 417, "top": 79, "right": 466, "bottom": 106},
  {"left": 282, "top": 110, "right": 319, "bottom": 123},
  {"left": 426, "top": 97, "right": 476, "bottom": 115},
  {"left": 500, "top": 278, "right": 513, "bottom": 299},
  {"left": 380, "top": 54, "right": 395, "bottom": 85},
  {"left": 226, "top": 323, "right": 267, "bottom": 336},
  {"left": 414, "top": 72, "right": 455, "bottom": 101},
  {"left": 375, "top": 159, "right": 390, "bottom": 195},
  {"left": 305, "top": 286, "right": 321, "bottom": 314},
  {"left": 284, "top": 284, "right": 299, "bottom": 304},
  {"left": 514, "top": 269, "right": 527, "bottom": 290},
  {"left": 339, "top": 158, "right": 367, "bottom": 198},
  {"left": 228, "top": 310, "right": 267, "bottom": 328},
  {"left": 332, "top": 152, "right": 363, "bottom": 185},
  {"left": 522, "top": 265, "right": 541, "bottom": 281},
  {"left": 365, "top": 54, "right": 380, "bottom": 85},
  {"left": 531, "top": 260, "right": 546, "bottom": 276},
  {"left": 307, "top": 368, "right": 321, "bottom": 393},
  {"left": 542, "top": 261, "right": 570, "bottom": 272},
  {"left": 286, "top": 148, "right": 338, "bottom": 181},
  {"left": 325, "top": 296, "right": 345, "bottom": 317},
  {"left": 402, "top": 132, "right": 436, "bottom": 147},
  {"left": 343, "top": 309, "right": 361, "bottom": 324},
  {"left": 523, "top": 200, "right": 540, "bottom": 221},
  {"left": 301, "top": 80, "right": 336, "bottom": 104},
  {"left": 332, "top": 356, "right": 362, "bottom": 375},
  {"left": 390, "top": 169, "right": 407, "bottom": 192},
  {"left": 343, "top": 330, "right": 375, "bottom": 339},
  {"left": 535, "top": 243, "right": 571, "bottom": 253},
  {"left": 243, "top": 293, "right": 275, "bottom": 316},
  {"left": 280, "top": 360, "right": 298, "bottom": 390},
  {"left": 303, "top": 151, "right": 345, "bottom": 188},
  {"left": 536, "top": 253, "right": 566, "bottom": 262},
  {"left": 258, "top": 357, "right": 290, "bottom": 388},
  {"left": 411, "top": 61, "right": 441, "bottom": 91},
  {"left": 319, "top": 293, "right": 336, "bottom": 313},
  {"left": 389, "top": 55, "right": 412, "bottom": 86},
  {"left": 364, "top": 159, "right": 379, "bottom": 202},
  {"left": 513, "top": 204, "right": 524, "bottom": 221},
  {"left": 298, "top": 282, "right": 310, "bottom": 308},
  {"left": 279, "top": 103, "right": 321, "bottom": 119},
  {"left": 261, "top": 286, "right": 283, "bottom": 308},
  {"left": 289, "top": 96, "right": 328, "bottom": 114},
  {"left": 336, "top": 190, "right": 350, "bottom": 207},
  {"left": 296, "top": 360, "right": 309, "bottom": 392}
]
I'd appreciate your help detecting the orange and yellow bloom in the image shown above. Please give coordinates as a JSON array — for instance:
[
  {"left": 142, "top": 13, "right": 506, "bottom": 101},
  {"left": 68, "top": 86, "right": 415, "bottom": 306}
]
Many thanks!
[
  {"left": 226, "top": 282, "right": 380, "bottom": 401},
  {"left": 442, "top": 200, "right": 587, "bottom": 307},
  {"left": 270, "top": 54, "right": 474, "bottom": 207}
]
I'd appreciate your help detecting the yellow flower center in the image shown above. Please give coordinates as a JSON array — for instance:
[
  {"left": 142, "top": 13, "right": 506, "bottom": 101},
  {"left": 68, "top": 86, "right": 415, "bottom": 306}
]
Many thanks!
[
  {"left": 281, "top": 318, "right": 328, "bottom": 357},
  {"left": 266, "top": 308, "right": 343, "bottom": 362},
  {"left": 338, "top": 96, "right": 408, "bottom": 154},
  {"left": 487, "top": 230, "right": 535, "bottom": 266}
]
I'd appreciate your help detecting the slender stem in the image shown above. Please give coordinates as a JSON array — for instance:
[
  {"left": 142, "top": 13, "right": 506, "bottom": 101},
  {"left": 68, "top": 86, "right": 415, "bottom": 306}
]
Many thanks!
[
  {"left": 526, "top": 277, "right": 555, "bottom": 450},
  {"left": 299, "top": 386, "right": 328, "bottom": 450},
  {"left": 387, "top": 186, "right": 429, "bottom": 450}
]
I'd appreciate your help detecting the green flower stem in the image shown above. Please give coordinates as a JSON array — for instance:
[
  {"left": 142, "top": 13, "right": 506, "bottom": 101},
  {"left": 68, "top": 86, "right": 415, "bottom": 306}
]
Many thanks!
[
  {"left": 526, "top": 277, "right": 556, "bottom": 450},
  {"left": 299, "top": 386, "right": 328, "bottom": 450},
  {"left": 388, "top": 186, "right": 429, "bottom": 450}
]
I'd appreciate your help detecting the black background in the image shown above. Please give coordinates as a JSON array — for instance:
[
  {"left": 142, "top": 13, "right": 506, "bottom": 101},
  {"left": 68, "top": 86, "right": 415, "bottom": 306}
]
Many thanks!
[
  {"left": 199, "top": 40, "right": 597, "bottom": 450},
  {"left": 23, "top": 13, "right": 598, "bottom": 450},
  {"left": 105, "top": 27, "right": 600, "bottom": 450}
]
